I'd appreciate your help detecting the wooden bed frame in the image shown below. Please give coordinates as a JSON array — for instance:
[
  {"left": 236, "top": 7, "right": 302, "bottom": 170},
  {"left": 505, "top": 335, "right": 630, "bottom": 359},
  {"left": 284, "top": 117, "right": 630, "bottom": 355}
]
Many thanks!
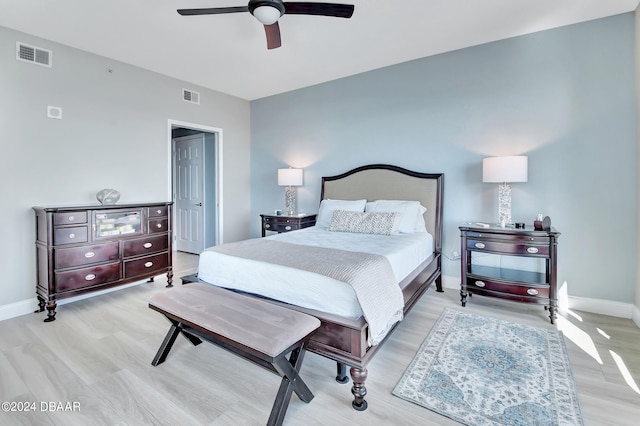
[{"left": 183, "top": 164, "right": 444, "bottom": 411}]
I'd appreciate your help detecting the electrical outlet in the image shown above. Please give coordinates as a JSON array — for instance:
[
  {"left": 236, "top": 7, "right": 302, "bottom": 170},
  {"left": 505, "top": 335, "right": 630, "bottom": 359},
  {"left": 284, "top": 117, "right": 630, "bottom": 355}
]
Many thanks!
[{"left": 451, "top": 251, "right": 461, "bottom": 260}]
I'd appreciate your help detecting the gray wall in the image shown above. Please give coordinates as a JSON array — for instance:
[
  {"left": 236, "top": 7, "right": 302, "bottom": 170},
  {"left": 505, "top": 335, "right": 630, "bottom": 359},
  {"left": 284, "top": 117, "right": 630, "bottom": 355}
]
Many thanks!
[
  {"left": 0, "top": 26, "right": 251, "bottom": 308},
  {"left": 250, "top": 14, "right": 637, "bottom": 303}
]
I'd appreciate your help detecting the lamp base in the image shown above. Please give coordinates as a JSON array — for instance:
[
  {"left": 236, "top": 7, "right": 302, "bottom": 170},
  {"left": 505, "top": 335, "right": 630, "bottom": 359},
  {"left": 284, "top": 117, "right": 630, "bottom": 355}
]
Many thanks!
[
  {"left": 284, "top": 186, "right": 297, "bottom": 216},
  {"left": 498, "top": 182, "right": 512, "bottom": 226}
]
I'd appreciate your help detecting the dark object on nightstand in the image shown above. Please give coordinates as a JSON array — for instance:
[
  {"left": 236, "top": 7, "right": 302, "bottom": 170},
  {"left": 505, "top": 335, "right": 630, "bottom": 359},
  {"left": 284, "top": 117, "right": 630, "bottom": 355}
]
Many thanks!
[
  {"left": 260, "top": 213, "right": 317, "bottom": 237},
  {"left": 459, "top": 223, "right": 560, "bottom": 324},
  {"left": 515, "top": 222, "right": 525, "bottom": 229},
  {"left": 534, "top": 215, "right": 551, "bottom": 231}
]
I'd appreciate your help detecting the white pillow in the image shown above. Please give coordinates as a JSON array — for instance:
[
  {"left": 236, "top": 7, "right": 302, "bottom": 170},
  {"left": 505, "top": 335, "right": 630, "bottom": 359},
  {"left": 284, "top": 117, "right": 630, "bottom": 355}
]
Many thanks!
[
  {"left": 365, "top": 200, "right": 428, "bottom": 233},
  {"left": 328, "top": 210, "right": 400, "bottom": 235},
  {"left": 316, "top": 199, "right": 367, "bottom": 228}
]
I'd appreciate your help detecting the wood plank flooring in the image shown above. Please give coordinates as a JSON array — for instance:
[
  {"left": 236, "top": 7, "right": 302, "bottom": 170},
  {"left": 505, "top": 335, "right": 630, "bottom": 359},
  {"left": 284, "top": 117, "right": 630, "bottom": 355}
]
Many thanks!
[{"left": 1, "top": 252, "right": 639, "bottom": 425}]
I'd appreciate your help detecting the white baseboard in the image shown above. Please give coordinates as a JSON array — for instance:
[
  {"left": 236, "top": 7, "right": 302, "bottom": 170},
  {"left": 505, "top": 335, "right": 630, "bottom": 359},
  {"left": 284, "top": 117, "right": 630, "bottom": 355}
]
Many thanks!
[
  {"left": 441, "top": 274, "right": 639, "bottom": 323},
  {"left": 0, "top": 299, "right": 39, "bottom": 322},
  {"left": 0, "top": 280, "right": 149, "bottom": 322}
]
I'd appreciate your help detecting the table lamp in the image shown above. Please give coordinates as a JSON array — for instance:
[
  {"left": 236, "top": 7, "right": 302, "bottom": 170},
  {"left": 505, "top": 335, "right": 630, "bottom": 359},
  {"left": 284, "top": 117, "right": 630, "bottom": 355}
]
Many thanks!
[
  {"left": 482, "top": 156, "right": 528, "bottom": 226},
  {"left": 278, "top": 168, "right": 303, "bottom": 215}
]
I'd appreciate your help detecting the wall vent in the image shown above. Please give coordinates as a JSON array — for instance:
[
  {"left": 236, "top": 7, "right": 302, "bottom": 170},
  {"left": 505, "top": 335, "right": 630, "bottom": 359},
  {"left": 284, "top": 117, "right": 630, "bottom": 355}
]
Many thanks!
[
  {"left": 182, "top": 89, "right": 200, "bottom": 105},
  {"left": 16, "top": 42, "right": 52, "bottom": 67}
]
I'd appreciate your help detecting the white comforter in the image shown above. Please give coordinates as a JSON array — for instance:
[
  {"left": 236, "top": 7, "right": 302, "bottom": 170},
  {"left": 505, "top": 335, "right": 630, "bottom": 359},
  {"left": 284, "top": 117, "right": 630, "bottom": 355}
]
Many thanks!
[{"left": 197, "top": 226, "right": 433, "bottom": 320}]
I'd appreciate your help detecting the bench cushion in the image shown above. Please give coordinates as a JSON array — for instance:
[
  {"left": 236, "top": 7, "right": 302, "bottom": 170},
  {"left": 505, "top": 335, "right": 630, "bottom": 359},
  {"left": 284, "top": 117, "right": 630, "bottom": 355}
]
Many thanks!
[{"left": 149, "top": 283, "right": 321, "bottom": 358}]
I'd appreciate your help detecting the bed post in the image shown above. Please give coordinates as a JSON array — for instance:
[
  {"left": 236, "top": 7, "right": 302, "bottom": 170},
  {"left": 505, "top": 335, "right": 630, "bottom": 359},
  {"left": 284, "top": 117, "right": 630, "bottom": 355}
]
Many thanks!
[{"left": 350, "top": 366, "right": 368, "bottom": 411}]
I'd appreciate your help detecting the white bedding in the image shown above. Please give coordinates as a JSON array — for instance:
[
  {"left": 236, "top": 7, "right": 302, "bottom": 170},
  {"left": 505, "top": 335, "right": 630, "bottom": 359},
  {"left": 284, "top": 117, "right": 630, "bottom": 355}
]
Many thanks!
[{"left": 197, "top": 226, "right": 434, "bottom": 319}]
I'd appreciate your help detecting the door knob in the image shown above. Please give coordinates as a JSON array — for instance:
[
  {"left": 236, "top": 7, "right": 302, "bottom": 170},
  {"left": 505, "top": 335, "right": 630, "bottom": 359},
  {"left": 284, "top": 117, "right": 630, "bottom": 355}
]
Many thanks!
[{"left": 195, "top": 203, "right": 203, "bottom": 206}]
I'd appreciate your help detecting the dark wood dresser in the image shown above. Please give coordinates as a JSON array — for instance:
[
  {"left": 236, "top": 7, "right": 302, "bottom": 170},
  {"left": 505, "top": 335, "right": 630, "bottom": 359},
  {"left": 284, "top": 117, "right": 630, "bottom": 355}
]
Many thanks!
[
  {"left": 33, "top": 202, "right": 173, "bottom": 322},
  {"left": 459, "top": 224, "right": 560, "bottom": 323}
]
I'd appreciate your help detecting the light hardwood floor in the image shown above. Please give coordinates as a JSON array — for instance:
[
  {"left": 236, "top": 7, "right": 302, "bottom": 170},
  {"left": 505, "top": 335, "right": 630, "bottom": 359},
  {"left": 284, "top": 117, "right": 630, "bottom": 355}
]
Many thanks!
[{"left": 1, "top": 252, "right": 639, "bottom": 425}]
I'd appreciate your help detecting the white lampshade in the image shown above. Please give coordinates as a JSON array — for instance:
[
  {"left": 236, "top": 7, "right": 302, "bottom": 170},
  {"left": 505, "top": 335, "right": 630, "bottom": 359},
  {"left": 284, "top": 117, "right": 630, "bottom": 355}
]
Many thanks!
[
  {"left": 252, "top": 6, "right": 283, "bottom": 25},
  {"left": 278, "top": 168, "right": 303, "bottom": 186},
  {"left": 483, "top": 156, "right": 528, "bottom": 183}
]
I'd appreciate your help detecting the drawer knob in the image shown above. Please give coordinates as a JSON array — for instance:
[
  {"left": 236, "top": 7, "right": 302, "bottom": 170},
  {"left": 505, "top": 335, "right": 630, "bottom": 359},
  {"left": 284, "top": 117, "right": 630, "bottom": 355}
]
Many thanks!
[
  {"left": 68, "top": 215, "right": 75, "bottom": 222},
  {"left": 475, "top": 280, "right": 486, "bottom": 288},
  {"left": 84, "top": 251, "right": 95, "bottom": 258},
  {"left": 143, "top": 242, "right": 153, "bottom": 249},
  {"left": 285, "top": 226, "right": 292, "bottom": 231},
  {"left": 527, "top": 288, "right": 539, "bottom": 296},
  {"left": 527, "top": 247, "right": 539, "bottom": 254},
  {"left": 69, "top": 233, "right": 76, "bottom": 239},
  {"left": 156, "top": 209, "right": 162, "bottom": 214},
  {"left": 85, "top": 274, "right": 96, "bottom": 281},
  {"left": 145, "top": 261, "right": 154, "bottom": 268},
  {"left": 156, "top": 223, "right": 163, "bottom": 229},
  {"left": 265, "top": 224, "right": 271, "bottom": 229},
  {"left": 474, "top": 242, "right": 485, "bottom": 249}
]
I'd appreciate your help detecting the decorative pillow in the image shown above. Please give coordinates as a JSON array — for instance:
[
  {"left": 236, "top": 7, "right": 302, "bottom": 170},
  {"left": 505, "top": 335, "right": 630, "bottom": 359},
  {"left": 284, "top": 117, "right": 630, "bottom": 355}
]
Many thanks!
[
  {"left": 328, "top": 210, "right": 400, "bottom": 235},
  {"left": 365, "top": 200, "right": 428, "bottom": 233},
  {"left": 316, "top": 199, "right": 367, "bottom": 228}
]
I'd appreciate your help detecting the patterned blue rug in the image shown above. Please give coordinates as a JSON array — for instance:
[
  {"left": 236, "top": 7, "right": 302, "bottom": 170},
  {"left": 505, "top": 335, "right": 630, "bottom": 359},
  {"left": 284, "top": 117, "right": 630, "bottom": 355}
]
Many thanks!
[{"left": 393, "top": 308, "right": 583, "bottom": 425}]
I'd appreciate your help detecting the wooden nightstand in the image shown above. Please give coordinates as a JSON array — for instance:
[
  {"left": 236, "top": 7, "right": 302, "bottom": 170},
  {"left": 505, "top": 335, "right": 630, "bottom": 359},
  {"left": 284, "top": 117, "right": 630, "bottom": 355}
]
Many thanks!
[
  {"left": 260, "top": 213, "right": 317, "bottom": 237},
  {"left": 459, "top": 224, "right": 560, "bottom": 324}
]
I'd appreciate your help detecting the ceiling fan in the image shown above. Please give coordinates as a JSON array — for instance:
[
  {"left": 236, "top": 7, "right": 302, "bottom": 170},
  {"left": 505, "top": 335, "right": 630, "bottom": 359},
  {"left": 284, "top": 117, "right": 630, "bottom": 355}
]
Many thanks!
[{"left": 177, "top": 1, "right": 355, "bottom": 50}]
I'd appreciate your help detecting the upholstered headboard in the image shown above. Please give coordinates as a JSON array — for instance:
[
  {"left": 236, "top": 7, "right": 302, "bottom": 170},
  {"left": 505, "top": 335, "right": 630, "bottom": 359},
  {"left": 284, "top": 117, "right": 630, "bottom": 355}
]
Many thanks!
[{"left": 321, "top": 164, "right": 444, "bottom": 253}]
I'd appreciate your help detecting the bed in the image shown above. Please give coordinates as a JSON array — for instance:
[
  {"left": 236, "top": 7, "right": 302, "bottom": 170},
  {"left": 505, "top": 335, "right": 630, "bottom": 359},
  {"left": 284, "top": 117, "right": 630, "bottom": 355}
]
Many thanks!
[{"left": 184, "top": 164, "right": 444, "bottom": 410}]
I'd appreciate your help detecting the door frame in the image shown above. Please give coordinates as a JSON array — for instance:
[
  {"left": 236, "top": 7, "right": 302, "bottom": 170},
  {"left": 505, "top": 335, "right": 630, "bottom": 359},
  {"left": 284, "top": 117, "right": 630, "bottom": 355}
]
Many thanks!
[{"left": 167, "top": 119, "right": 223, "bottom": 247}]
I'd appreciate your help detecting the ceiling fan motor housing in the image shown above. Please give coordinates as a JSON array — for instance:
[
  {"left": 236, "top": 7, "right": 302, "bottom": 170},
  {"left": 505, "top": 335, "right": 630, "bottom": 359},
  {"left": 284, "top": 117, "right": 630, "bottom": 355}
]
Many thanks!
[{"left": 249, "top": 0, "right": 285, "bottom": 21}]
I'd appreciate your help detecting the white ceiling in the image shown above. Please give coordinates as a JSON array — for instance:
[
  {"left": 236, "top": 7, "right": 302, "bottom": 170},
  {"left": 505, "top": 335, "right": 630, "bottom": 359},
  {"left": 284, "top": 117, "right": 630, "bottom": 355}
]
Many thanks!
[{"left": 1, "top": 0, "right": 638, "bottom": 100}]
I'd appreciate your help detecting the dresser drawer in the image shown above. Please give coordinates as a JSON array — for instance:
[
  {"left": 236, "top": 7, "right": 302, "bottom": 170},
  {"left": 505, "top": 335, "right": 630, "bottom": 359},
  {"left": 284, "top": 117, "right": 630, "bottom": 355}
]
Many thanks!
[
  {"left": 467, "top": 239, "right": 549, "bottom": 257},
  {"left": 148, "top": 218, "right": 168, "bottom": 234},
  {"left": 53, "top": 211, "right": 87, "bottom": 225},
  {"left": 466, "top": 276, "right": 550, "bottom": 299},
  {"left": 54, "top": 242, "right": 120, "bottom": 269},
  {"left": 55, "top": 262, "right": 121, "bottom": 293},
  {"left": 148, "top": 206, "right": 168, "bottom": 218},
  {"left": 123, "top": 234, "right": 169, "bottom": 257},
  {"left": 123, "top": 252, "right": 169, "bottom": 278},
  {"left": 53, "top": 226, "right": 88, "bottom": 245}
]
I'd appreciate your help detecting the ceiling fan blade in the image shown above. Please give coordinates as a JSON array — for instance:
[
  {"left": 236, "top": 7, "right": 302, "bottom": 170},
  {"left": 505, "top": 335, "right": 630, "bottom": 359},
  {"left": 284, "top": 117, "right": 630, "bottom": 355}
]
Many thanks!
[
  {"left": 177, "top": 7, "right": 249, "bottom": 16},
  {"left": 283, "top": 2, "right": 354, "bottom": 18},
  {"left": 264, "top": 22, "right": 282, "bottom": 50}
]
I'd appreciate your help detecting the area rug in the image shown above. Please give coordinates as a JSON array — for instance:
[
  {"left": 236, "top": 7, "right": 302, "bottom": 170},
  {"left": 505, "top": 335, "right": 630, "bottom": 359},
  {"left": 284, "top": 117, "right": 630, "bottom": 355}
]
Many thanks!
[{"left": 392, "top": 308, "right": 583, "bottom": 425}]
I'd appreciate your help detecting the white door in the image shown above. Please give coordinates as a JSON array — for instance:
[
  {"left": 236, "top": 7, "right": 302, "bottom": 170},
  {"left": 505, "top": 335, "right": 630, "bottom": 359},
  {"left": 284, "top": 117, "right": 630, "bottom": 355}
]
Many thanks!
[{"left": 174, "top": 134, "right": 205, "bottom": 254}]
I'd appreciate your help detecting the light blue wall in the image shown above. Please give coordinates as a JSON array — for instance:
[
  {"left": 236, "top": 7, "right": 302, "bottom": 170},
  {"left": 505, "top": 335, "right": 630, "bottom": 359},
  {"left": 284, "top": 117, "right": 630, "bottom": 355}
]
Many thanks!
[{"left": 250, "top": 14, "right": 637, "bottom": 303}]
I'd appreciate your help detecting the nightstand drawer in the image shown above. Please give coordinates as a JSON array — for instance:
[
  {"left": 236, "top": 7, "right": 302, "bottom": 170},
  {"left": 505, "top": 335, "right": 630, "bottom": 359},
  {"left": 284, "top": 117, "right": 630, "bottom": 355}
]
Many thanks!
[
  {"left": 466, "top": 277, "right": 550, "bottom": 299},
  {"left": 467, "top": 239, "right": 549, "bottom": 257},
  {"left": 55, "top": 262, "right": 121, "bottom": 292},
  {"left": 264, "top": 221, "right": 300, "bottom": 232},
  {"left": 465, "top": 231, "right": 550, "bottom": 244},
  {"left": 55, "top": 242, "right": 120, "bottom": 269}
]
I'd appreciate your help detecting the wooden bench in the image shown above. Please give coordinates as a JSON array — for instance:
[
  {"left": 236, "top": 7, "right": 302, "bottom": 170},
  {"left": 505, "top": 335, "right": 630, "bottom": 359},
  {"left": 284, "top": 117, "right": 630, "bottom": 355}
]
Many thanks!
[{"left": 148, "top": 283, "right": 321, "bottom": 426}]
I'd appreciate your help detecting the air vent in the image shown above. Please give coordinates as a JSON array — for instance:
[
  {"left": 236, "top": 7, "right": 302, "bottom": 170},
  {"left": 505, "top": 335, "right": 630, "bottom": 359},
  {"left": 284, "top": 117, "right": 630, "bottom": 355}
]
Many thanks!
[
  {"left": 182, "top": 89, "right": 200, "bottom": 105},
  {"left": 16, "top": 42, "right": 52, "bottom": 67}
]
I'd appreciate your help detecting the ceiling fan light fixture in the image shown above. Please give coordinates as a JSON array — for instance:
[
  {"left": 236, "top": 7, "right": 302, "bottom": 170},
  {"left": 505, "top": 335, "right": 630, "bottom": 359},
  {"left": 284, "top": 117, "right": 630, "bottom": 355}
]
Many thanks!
[{"left": 251, "top": 5, "right": 284, "bottom": 25}]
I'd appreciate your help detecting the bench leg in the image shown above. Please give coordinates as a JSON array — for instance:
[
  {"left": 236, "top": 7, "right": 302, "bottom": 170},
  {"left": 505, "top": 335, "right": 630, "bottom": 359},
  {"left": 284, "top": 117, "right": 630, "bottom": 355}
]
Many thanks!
[
  {"left": 268, "top": 346, "right": 314, "bottom": 426},
  {"left": 152, "top": 320, "right": 203, "bottom": 366},
  {"left": 336, "top": 362, "right": 349, "bottom": 384}
]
